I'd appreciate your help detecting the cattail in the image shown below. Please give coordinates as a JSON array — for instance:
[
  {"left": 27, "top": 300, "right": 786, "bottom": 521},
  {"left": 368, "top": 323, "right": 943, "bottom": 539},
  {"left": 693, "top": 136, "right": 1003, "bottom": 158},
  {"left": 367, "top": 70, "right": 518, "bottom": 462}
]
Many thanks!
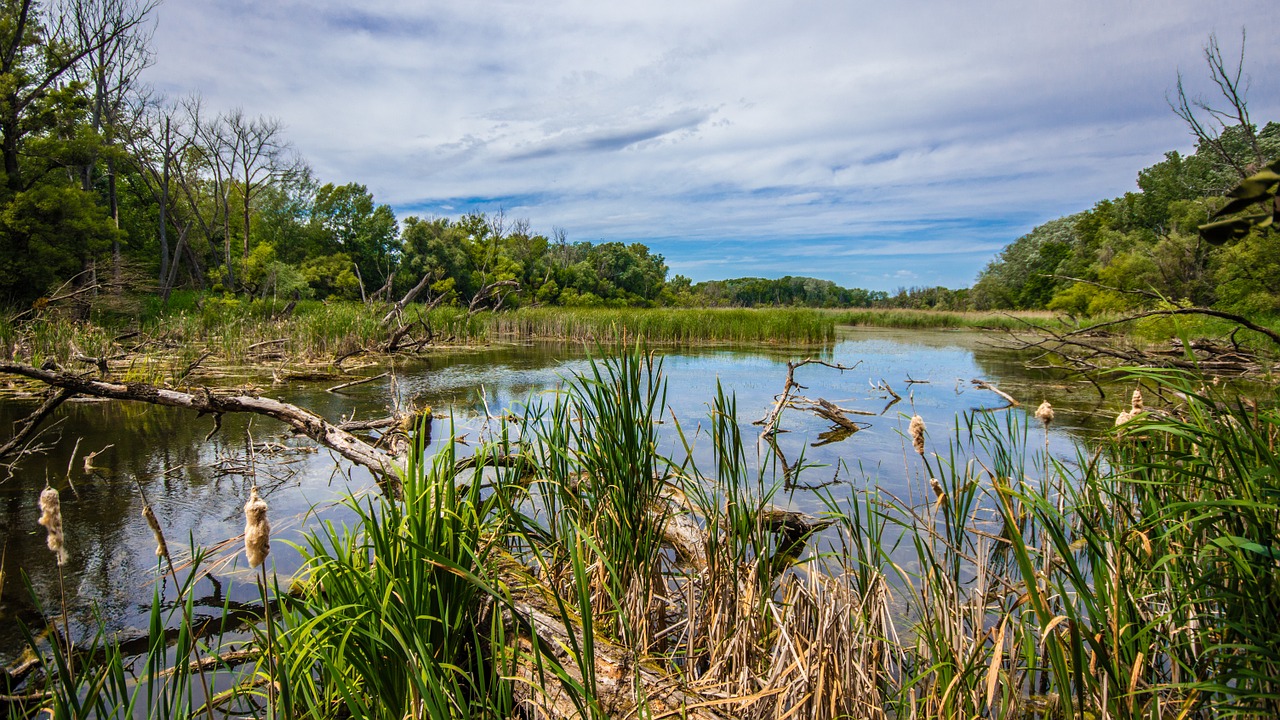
[
  {"left": 244, "top": 487, "right": 270, "bottom": 569},
  {"left": 929, "top": 477, "right": 945, "bottom": 500},
  {"left": 142, "top": 504, "right": 168, "bottom": 559},
  {"left": 1131, "top": 388, "right": 1144, "bottom": 413},
  {"left": 909, "top": 415, "right": 926, "bottom": 455},
  {"left": 1035, "top": 400, "right": 1054, "bottom": 427},
  {"left": 38, "top": 486, "right": 67, "bottom": 565},
  {"left": 1115, "top": 409, "right": 1134, "bottom": 427}
]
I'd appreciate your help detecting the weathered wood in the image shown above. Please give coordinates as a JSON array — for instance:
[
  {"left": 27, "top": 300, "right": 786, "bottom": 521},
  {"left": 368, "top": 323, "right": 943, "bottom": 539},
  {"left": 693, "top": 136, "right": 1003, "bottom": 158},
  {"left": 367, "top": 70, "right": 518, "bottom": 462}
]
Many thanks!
[
  {"left": 970, "top": 379, "right": 1019, "bottom": 408},
  {"left": 508, "top": 586, "right": 734, "bottom": 720},
  {"left": 0, "top": 387, "right": 76, "bottom": 459},
  {"left": 381, "top": 271, "right": 435, "bottom": 327},
  {"left": 0, "top": 362, "right": 402, "bottom": 479},
  {"left": 325, "top": 371, "right": 389, "bottom": 394}
]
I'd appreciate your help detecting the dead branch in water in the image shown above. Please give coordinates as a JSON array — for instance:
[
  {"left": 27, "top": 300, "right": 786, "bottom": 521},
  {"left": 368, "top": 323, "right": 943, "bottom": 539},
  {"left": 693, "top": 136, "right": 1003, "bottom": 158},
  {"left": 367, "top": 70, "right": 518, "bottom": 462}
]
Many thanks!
[
  {"left": 0, "top": 361, "right": 404, "bottom": 481},
  {"left": 325, "top": 371, "right": 389, "bottom": 394},
  {"left": 381, "top": 271, "right": 435, "bottom": 327},
  {"left": 970, "top": 379, "right": 1019, "bottom": 409},
  {"left": 754, "top": 358, "right": 863, "bottom": 440},
  {"left": 0, "top": 388, "right": 76, "bottom": 461}
]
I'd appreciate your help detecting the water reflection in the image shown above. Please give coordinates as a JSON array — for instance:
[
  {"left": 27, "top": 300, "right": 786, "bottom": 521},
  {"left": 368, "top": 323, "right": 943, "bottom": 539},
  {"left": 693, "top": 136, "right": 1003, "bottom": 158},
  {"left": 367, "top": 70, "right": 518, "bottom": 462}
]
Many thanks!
[{"left": 0, "top": 328, "right": 1101, "bottom": 664}]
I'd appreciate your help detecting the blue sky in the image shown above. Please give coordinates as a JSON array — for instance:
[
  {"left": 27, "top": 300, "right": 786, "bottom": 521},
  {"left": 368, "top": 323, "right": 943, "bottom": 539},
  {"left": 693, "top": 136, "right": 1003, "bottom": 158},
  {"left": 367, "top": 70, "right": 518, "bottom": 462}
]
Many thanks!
[{"left": 144, "top": 1, "right": 1279, "bottom": 291}]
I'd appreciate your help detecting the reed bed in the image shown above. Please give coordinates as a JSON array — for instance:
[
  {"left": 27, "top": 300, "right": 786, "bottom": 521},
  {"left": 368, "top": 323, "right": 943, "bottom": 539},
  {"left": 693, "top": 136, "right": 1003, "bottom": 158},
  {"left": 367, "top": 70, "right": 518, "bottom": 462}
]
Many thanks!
[
  {"left": 486, "top": 306, "right": 836, "bottom": 344},
  {"left": 828, "top": 308, "right": 1056, "bottom": 331},
  {"left": 7, "top": 352, "right": 1278, "bottom": 719}
]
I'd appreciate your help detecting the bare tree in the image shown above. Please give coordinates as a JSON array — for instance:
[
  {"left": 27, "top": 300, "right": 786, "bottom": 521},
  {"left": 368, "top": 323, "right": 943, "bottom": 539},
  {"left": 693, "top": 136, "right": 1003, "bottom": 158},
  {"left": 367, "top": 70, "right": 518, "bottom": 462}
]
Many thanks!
[
  {"left": 123, "top": 94, "right": 198, "bottom": 298},
  {"left": 66, "top": 0, "right": 158, "bottom": 240},
  {"left": 222, "top": 109, "right": 299, "bottom": 260},
  {"left": 1171, "top": 30, "right": 1267, "bottom": 180}
]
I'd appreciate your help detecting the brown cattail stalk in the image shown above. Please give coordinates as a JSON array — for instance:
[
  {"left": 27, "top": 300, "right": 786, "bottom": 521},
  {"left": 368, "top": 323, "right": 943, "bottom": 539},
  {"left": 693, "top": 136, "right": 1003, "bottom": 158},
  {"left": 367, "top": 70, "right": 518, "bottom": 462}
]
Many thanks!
[
  {"left": 38, "top": 484, "right": 72, "bottom": 680},
  {"left": 142, "top": 504, "right": 169, "bottom": 559},
  {"left": 1035, "top": 401, "right": 1054, "bottom": 428},
  {"left": 135, "top": 479, "right": 217, "bottom": 720},
  {"left": 245, "top": 485, "right": 277, "bottom": 715},
  {"left": 1131, "top": 388, "right": 1145, "bottom": 413},
  {"left": 909, "top": 415, "right": 926, "bottom": 455},
  {"left": 929, "top": 477, "right": 945, "bottom": 501},
  {"left": 244, "top": 487, "right": 270, "bottom": 569},
  {"left": 38, "top": 486, "right": 67, "bottom": 566}
]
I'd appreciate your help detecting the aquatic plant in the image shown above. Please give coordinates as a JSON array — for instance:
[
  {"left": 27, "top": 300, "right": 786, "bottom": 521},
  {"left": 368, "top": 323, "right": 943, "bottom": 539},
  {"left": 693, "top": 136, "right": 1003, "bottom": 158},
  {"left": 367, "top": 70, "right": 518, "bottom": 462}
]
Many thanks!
[{"left": 8, "top": 353, "right": 1279, "bottom": 719}]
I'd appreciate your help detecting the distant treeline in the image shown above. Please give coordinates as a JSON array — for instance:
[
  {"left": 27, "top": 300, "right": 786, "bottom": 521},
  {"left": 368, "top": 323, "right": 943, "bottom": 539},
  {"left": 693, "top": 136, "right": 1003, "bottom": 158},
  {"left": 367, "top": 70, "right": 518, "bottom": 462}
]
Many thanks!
[{"left": 685, "top": 277, "right": 971, "bottom": 310}]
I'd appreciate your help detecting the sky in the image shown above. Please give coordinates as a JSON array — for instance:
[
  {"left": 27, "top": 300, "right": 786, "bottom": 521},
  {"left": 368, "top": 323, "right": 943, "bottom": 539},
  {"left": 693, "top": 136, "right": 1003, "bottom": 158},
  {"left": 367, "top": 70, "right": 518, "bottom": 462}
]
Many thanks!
[{"left": 141, "top": 0, "right": 1280, "bottom": 291}]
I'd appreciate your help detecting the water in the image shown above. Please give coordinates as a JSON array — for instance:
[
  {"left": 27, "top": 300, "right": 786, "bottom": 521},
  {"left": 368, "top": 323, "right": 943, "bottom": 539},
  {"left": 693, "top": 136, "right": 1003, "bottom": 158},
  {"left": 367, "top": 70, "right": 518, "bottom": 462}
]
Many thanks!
[{"left": 0, "top": 327, "right": 1112, "bottom": 664}]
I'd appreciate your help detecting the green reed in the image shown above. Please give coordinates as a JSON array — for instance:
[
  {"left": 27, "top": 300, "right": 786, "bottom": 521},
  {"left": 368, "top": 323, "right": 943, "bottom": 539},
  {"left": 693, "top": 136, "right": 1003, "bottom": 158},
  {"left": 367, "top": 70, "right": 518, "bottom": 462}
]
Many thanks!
[
  {"left": 10, "top": 351, "right": 1278, "bottom": 719},
  {"left": 486, "top": 307, "right": 836, "bottom": 345}
]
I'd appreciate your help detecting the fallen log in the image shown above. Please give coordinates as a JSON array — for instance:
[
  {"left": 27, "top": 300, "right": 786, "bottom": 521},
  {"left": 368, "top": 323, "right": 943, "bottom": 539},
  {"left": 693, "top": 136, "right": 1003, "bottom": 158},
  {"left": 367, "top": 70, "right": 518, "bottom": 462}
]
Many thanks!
[{"left": 0, "top": 361, "right": 403, "bottom": 480}]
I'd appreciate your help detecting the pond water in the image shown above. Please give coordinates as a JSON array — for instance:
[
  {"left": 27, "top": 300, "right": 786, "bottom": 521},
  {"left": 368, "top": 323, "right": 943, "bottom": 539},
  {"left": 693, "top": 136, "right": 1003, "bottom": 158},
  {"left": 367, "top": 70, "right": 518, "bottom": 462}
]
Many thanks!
[{"left": 0, "top": 327, "right": 1115, "bottom": 664}]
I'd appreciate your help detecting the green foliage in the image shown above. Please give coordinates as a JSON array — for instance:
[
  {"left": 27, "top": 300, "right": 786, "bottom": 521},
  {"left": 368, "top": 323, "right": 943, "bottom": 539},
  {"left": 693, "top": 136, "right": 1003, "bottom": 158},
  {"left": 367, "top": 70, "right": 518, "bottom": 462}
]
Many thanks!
[
  {"left": 693, "top": 275, "right": 889, "bottom": 308},
  {"left": 299, "top": 252, "right": 361, "bottom": 299},
  {"left": 0, "top": 183, "right": 117, "bottom": 298},
  {"left": 0, "top": 0, "right": 120, "bottom": 302},
  {"left": 278, "top": 422, "right": 516, "bottom": 719},
  {"left": 311, "top": 182, "right": 398, "bottom": 291},
  {"left": 975, "top": 119, "right": 1279, "bottom": 316}
]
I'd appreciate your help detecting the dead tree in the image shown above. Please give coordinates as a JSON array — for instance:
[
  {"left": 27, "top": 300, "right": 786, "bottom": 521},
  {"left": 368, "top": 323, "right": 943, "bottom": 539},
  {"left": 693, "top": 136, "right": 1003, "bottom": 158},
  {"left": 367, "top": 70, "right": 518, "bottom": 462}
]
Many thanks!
[{"left": 1171, "top": 30, "right": 1268, "bottom": 180}]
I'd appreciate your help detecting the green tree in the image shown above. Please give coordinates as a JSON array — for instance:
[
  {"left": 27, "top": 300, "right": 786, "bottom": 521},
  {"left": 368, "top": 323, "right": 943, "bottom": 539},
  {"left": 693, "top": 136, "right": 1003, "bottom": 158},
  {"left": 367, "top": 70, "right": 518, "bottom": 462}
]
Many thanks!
[
  {"left": 311, "top": 182, "right": 398, "bottom": 296},
  {"left": 0, "top": 0, "right": 149, "bottom": 300}
]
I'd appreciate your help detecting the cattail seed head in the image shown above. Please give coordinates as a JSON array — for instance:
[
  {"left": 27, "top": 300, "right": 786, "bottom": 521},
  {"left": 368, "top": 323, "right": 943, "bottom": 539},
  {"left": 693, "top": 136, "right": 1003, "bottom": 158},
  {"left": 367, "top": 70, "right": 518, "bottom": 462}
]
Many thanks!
[
  {"left": 1035, "top": 401, "right": 1054, "bottom": 427},
  {"left": 929, "top": 477, "right": 945, "bottom": 500},
  {"left": 909, "top": 415, "right": 926, "bottom": 455},
  {"left": 1115, "top": 410, "right": 1134, "bottom": 428},
  {"left": 142, "top": 504, "right": 168, "bottom": 559},
  {"left": 244, "top": 487, "right": 270, "bottom": 569},
  {"left": 1131, "top": 388, "right": 1144, "bottom": 413},
  {"left": 38, "top": 486, "right": 67, "bottom": 565}
]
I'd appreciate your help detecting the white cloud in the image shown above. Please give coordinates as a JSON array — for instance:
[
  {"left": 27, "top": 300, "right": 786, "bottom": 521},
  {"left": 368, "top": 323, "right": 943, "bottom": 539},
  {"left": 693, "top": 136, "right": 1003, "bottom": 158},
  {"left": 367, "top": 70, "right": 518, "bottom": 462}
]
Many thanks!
[{"left": 142, "top": 0, "right": 1280, "bottom": 289}]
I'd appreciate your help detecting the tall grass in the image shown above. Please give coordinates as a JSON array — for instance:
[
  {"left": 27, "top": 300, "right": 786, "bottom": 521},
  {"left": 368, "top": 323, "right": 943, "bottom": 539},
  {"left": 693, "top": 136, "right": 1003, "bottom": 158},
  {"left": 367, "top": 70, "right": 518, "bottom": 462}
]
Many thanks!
[
  {"left": 486, "top": 307, "right": 836, "bottom": 345},
  {"left": 9, "top": 353, "right": 1278, "bottom": 718},
  {"left": 276, "top": 419, "right": 518, "bottom": 719},
  {"left": 828, "top": 308, "right": 1055, "bottom": 331}
]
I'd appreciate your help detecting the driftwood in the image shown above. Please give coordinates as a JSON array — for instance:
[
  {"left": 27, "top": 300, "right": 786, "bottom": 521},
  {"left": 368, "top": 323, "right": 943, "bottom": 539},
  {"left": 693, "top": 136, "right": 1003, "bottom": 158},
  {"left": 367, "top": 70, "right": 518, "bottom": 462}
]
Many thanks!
[
  {"left": 0, "top": 388, "right": 76, "bottom": 459},
  {"left": 0, "top": 361, "right": 403, "bottom": 479},
  {"left": 510, "top": 591, "right": 734, "bottom": 720},
  {"left": 467, "top": 279, "right": 520, "bottom": 314},
  {"left": 325, "top": 371, "right": 389, "bottom": 394},
  {"left": 996, "top": 280, "right": 1279, "bottom": 385},
  {"left": 755, "top": 358, "right": 862, "bottom": 440},
  {"left": 970, "top": 379, "right": 1019, "bottom": 409},
  {"left": 381, "top": 272, "right": 435, "bottom": 327}
]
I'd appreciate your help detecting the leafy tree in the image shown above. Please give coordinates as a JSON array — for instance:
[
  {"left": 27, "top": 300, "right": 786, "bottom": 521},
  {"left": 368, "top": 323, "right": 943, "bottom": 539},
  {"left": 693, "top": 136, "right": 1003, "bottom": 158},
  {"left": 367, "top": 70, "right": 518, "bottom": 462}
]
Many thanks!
[
  {"left": 0, "top": 0, "right": 151, "bottom": 300},
  {"left": 311, "top": 182, "right": 397, "bottom": 294}
]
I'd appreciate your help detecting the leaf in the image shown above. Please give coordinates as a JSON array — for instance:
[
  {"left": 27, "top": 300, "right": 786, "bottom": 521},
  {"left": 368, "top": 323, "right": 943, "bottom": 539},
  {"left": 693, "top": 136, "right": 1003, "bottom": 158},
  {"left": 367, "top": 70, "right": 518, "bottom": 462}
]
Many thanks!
[
  {"left": 986, "top": 616, "right": 1008, "bottom": 710},
  {"left": 1210, "top": 535, "right": 1280, "bottom": 560},
  {"left": 1198, "top": 214, "right": 1273, "bottom": 245}
]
